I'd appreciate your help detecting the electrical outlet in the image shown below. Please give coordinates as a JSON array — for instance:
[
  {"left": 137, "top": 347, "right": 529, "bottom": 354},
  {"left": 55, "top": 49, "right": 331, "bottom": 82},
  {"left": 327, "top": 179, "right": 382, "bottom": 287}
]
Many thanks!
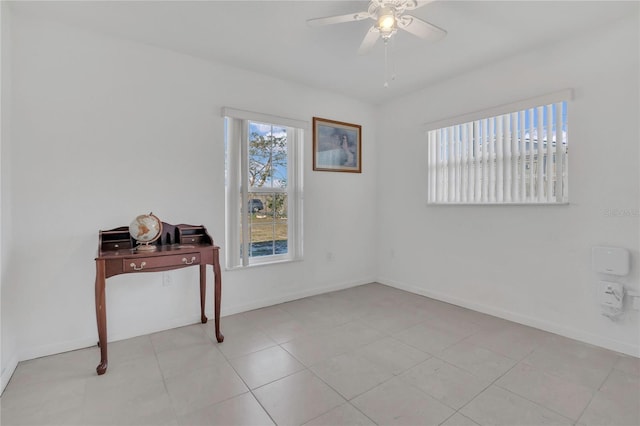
[
  {"left": 598, "top": 281, "right": 623, "bottom": 309},
  {"left": 629, "top": 291, "right": 640, "bottom": 311},
  {"left": 163, "top": 272, "right": 172, "bottom": 287}
]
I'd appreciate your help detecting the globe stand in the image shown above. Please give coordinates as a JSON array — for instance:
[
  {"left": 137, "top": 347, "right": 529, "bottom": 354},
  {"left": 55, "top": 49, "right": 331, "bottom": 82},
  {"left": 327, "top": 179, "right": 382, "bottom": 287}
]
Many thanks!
[
  {"left": 130, "top": 213, "right": 163, "bottom": 253},
  {"left": 135, "top": 243, "right": 157, "bottom": 252}
]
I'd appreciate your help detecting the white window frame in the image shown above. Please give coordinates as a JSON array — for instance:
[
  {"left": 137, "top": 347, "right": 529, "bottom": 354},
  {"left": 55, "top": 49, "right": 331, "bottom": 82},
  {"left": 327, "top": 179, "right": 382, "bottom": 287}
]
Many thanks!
[
  {"left": 425, "top": 89, "right": 572, "bottom": 205},
  {"left": 223, "top": 108, "right": 304, "bottom": 268}
]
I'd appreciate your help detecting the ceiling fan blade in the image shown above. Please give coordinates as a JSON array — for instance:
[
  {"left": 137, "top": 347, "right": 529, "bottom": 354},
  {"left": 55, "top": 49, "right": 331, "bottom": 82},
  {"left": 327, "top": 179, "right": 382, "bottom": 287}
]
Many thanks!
[
  {"left": 307, "top": 11, "right": 371, "bottom": 27},
  {"left": 358, "top": 26, "right": 380, "bottom": 55},
  {"left": 405, "top": 0, "right": 437, "bottom": 10},
  {"left": 398, "top": 15, "right": 447, "bottom": 41}
]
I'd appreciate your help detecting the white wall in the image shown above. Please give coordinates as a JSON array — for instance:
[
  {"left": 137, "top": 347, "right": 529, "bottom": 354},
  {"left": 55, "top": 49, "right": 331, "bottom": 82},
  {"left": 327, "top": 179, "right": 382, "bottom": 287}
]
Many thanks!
[
  {"left": 3, "top": 4, "right": 639, "bottom": 389},
  {"left": 4, "top": 11, "right": 377, "bottom": 367},
  {"left": 376, "top": 14, "right": 640, "bottom": 356},
  {"left": 1, "top": 0, "right": 18, "bottom": 394}
]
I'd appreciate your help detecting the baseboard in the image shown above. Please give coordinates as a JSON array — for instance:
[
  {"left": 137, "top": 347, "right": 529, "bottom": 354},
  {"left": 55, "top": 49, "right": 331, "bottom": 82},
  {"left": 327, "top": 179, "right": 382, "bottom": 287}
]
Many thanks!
[
  {"left": 222, "top": 277, "right": 375, "bottom": 317},
  {"left": 378, "top": 277, "right": 640, "bottom": 358},
  {"left": 18, "top": 313, "right": 210, "bottom": 363},
  {"left": 1, "top": 351, "right": 18, "bottom": 395},
  {"left": 18, "top": 336, "right": 98, "bottom": 363},
  {"left": 15, "top": 278, "right": 375, "bottom": 364},
  {"left": 105, "top": 314, "right": 212, "bottom": 344}
]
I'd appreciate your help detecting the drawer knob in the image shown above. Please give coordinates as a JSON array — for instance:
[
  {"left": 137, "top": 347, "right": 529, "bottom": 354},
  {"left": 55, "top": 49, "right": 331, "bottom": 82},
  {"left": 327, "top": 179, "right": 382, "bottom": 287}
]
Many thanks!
[
  {"left": 130, "top": 261, "right": 146, "bottom": 271},
  {"left": 182, "top": 256, "right": 196, "bottom": 265}
]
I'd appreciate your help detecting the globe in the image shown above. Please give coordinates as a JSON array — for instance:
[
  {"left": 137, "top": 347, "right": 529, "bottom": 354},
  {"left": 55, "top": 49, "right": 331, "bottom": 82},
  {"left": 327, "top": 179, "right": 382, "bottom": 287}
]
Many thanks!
[{"left": 129, "top": 213, "right": 162, "bottom": 251}]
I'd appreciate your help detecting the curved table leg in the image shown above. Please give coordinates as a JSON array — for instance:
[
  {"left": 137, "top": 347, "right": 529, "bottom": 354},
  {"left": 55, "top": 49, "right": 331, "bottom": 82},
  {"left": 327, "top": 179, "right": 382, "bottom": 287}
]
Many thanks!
[
  {"left": 95, "top": 260, "right": 108, "bottom": 375},
  {"left": 199, "top": 264, "right": 208, "bottom": 324},
  {"left": 213, "top": 249, "right": 224, "bottom": 343},
  {"left": 96, "top": 361, "right": 108, "bottom": 375}
]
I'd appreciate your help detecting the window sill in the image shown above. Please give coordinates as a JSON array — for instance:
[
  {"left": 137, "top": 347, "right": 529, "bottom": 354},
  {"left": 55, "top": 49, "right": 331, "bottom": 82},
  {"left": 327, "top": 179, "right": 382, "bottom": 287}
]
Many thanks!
[{"left": 225, "top": 256, "right": 303, "bottom": 271}]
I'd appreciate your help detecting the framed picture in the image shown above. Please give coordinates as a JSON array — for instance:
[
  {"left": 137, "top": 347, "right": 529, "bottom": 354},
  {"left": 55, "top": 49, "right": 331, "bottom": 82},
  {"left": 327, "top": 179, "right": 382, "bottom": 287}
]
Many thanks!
[{"left": 313, "top": 117, "right": 362, "bottom": 173}]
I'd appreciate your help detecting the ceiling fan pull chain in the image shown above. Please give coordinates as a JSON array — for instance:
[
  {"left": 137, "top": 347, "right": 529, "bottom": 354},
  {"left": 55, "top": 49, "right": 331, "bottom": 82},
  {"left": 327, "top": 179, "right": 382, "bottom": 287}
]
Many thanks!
[
  {"left": 390, "top": 38, "right": 397, "bottom": 83},
  {"left": 384, "top": 39, "right": 389, "bottom": 88}
]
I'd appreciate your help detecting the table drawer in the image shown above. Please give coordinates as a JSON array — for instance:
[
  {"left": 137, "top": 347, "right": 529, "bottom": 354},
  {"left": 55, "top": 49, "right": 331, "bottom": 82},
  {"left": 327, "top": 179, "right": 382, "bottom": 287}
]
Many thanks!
[
  {"left": 124, "top": 253, "right": 201, "bottom": 272},
  {"left": 180, "top": 235, "right": 204, "bottom": 244},
  {"left": 102, "top": 241, "right": 133, "bottom": 251}
]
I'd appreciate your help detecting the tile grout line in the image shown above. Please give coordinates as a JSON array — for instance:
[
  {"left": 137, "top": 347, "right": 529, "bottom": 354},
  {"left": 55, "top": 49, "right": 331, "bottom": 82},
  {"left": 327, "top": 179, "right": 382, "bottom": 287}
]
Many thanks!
[
  {"left": 570, "top": 362, "right": 617, "bottom": 425},
  {"left": 203, "top": 321, "right": 282, "bottom": 425},
  {"left": 427, "top": 325, "right": 528, "bottom": 425},
  {"left": 265, "top": 320, "right": 403, "bottom": 425},
  {"left": 442, "top": 345, "right": 536, "bottom": 424},
  {"left": 473, "top": 343, "right": 588, "bottom": 425},
  {"left": 225, "top": 357, "right": 281, "bottom": 426},
  {"left": 151, "top": 334, "right": 183, "bottom": 425},
  {"left": 294, "top": 344, "right": 383, "bottom": 426}
]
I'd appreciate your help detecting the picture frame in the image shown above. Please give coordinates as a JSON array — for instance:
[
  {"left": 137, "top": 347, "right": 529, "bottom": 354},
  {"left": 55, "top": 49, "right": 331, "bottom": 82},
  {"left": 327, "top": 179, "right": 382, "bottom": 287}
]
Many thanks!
[{"left": 312, "top": 117, "right": 362, "bottom": 173}]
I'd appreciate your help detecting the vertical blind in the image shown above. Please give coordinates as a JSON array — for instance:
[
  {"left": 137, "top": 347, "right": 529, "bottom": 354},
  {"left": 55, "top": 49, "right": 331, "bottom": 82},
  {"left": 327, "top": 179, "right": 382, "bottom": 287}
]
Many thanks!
[{"left": 427, "top": 100, "right": 568, "bottom": 205}]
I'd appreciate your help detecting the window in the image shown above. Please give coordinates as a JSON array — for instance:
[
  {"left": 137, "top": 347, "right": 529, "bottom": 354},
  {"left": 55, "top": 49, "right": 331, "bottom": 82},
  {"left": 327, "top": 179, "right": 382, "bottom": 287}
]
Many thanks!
[
  {"left": 223, "top": 108, "right": 304, "bottom": 268},
  {"left": 426, "top": 90, "right": 571, "bottom": 205}
]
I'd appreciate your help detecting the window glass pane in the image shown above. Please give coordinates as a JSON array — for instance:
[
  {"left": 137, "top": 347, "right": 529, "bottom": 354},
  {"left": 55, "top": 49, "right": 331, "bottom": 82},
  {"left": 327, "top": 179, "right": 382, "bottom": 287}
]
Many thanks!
[
  {"left": 275, "top": 219, "right": 288, "bottom": 255},
  {"left": 246, "top": 193, "right": 288, "bottom": 258},
  {"left": 273, "top": 128, "right": 288, "bottom": 189},
  {"left": 248, "top": 122, "right": 288, "bottom": 189},
  {"left": 247, "top": 194, "right": 265, "bottom": 214},
  {"left": 267, "top": 193, "right": 288, "bottom": 220},
  {"left": 249, "top": 224, "right": 275, "bottom": 257}
]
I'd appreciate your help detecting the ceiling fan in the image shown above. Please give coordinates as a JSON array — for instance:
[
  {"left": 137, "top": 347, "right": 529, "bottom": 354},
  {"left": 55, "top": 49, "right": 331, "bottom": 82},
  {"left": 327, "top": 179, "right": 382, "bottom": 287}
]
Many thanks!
[{"left": 307, "top": 0, "right": 447, "bottom": 55}]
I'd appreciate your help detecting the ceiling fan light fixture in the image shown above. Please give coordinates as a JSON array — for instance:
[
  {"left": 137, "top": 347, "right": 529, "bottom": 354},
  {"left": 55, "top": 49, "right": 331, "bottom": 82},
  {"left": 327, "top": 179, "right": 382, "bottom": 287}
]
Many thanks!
[
  {"left": 308, "top": 0, "right": 447, "bottom": 57},
  {"left": 377, "top": 7, "right": 396, "bottom": 31}
]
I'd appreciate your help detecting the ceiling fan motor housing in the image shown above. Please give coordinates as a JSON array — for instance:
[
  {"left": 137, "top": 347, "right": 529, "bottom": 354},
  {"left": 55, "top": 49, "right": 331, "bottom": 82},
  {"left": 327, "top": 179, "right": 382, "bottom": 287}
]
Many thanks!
[{"left": 307, "top": 0, "right": 445, "bottom": 55}]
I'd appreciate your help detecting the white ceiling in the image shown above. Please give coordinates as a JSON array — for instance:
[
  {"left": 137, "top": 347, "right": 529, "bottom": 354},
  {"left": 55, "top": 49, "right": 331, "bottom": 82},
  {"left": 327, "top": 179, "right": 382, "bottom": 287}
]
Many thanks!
[{"left": 9, "top": 0, "right": 636, "bottom": 104}]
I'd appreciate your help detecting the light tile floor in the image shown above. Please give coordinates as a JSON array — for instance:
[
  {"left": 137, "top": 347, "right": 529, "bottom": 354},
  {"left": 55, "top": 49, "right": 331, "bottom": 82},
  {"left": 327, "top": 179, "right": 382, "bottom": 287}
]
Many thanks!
[{"left": 1, "top": 283, "right": 639, "bottom": 426}]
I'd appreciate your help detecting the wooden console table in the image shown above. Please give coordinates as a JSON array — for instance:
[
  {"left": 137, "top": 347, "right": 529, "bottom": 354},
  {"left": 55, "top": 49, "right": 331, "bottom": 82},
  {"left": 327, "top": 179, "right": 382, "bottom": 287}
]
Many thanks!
[{"left": 94, "top": 222, "right": 223, "bottom": 375}]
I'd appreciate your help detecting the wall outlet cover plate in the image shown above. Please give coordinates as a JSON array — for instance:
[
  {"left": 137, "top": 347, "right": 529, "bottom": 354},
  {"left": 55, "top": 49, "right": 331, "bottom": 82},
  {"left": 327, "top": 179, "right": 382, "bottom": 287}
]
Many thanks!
[{"left": 592, "top": 246, "right": 630, "bottom": 276}]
